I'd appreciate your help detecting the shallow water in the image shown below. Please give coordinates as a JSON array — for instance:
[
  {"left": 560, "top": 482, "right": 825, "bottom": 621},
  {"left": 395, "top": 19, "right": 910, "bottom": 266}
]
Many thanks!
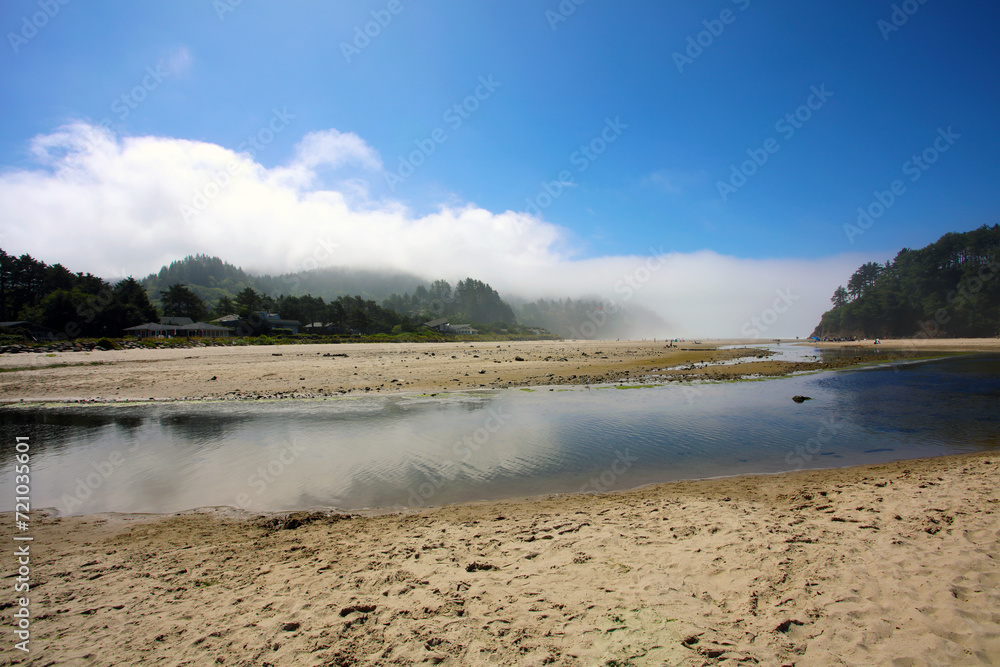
[{"left": 2, "top": 352, "right": 998, "bottom": 516}]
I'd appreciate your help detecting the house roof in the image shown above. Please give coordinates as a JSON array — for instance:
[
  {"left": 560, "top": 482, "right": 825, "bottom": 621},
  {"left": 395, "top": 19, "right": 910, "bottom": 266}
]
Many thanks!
[
  {"left": 124, "top": 322, "right": 232, "bottom": 332},
  {"left": 2, "top": 321, "right": 56, "bottom": 334},
  {"left": 123, "top": 323, "right": 177, "bottom": 332},
  {"left": 424, "top": 318, "right": 450, "bottom": 327},
  {"left": 186, "top": 322, "right": 233, "bottom": 332}
]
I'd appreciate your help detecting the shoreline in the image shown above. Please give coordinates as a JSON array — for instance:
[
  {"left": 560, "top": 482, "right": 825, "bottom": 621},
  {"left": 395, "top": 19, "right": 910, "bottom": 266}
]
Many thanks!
[
  {"left": 808, "top": 336, "right": 1000, "bottom": 351},
  {"left": 0, "top": 339, "right": 766, "bottom": 403},
  {"left": 12, "top": 448, "right": 978, "bottom": 524},
  {"left": 9, "top": 450, "right": 999, "bottom": 665},
  {"left": 3, "top": 337, "right": 995, "bottom": 404}
]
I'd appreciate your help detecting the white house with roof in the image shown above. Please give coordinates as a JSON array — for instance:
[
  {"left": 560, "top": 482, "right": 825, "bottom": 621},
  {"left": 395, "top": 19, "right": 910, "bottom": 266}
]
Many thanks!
[
  {"left": 422, "top": 318, "right": 478, "bottom": 335},
  {"left": 123, "top": 321, "right": 233, "bottom": 338}
]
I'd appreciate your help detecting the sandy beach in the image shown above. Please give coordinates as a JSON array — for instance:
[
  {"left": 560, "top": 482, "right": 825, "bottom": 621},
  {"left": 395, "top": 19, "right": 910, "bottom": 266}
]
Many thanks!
[
  {"left": 0, "top": 340, "right": 770, "bottom": 402},
  {"left": 4, "top": 338, "right": 999, "bottom": 665},
  {"left": 812, "top": 338, "right": 1000, "bottom": 352},
  {"left": 3, "top": 452, "right": 998, "bottom": 666},
  {"left": 0, "top": 338, "right": 962, "bottom": 403}
]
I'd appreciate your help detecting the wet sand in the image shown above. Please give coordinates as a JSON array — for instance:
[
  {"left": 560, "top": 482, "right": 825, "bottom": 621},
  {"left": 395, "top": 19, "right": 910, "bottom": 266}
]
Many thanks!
[
  {"left": 5, "top": 452, "right": 999, "bottom": 666},
  {"left": 812, "top": 337, "right": 1000, "bottom": 352}
]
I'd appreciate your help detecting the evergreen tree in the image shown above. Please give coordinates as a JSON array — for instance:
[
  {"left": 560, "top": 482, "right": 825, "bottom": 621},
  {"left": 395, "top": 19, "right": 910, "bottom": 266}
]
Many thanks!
[
  {"left": 234, "top": 286, "right": 264, "bottom": 318},
  {"left": 813, "top": 225, "right": 1000, "bottom": 338},
  {"left": 213, "top": 296, "right": 235, "bottom": 318},
  {"left": 453, "top": 278, "right": 516, "bottom": 324},
  {"left": 110, "top": 277, "right": 159, "bottom": 334},
  {"left": 160, "top": 284, "right": 208, "bottom": 321}
]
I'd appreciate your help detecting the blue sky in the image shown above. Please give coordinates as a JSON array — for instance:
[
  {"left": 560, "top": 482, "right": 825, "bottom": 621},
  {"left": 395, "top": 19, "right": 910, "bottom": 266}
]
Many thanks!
[{"left": 1, "top": 0, "right": 997, "bottom": 335}]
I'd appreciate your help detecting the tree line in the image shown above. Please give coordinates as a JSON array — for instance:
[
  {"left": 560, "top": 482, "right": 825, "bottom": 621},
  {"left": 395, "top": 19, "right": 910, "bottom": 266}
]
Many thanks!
[
  {"left": 142, "top": 255, "right": 427, "bottom": 305},
  {"left": 144, "top": 256, "right": 522, "bottom": 330},
  {"left": 0, "top": 249, "right": 157, "bottom": 338},
  {"left": 812, "top": 225, "right": 1000, "bottom": 338},
  {"left": 221, "top": 287, "right": 408, "bottom": 335},
  {"left": 2, "top": 249, "right": 523, "bottom": 339},
  {"left": 383, "top": 278, "right": 517, "bottom": 326}
]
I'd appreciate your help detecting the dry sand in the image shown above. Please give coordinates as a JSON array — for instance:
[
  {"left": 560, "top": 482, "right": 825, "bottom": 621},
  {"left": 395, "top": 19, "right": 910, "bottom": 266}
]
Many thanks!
[
  {"left": 4, "top": 338, "right": 999, "bottom": 664},
  {"left": 0, "top": 340, "right": 781, "bottom": 402},
  {"left": 0, "top": 337, "right": 961, "bottom": 403},
  {"left": 5, "top": 452, "right": 999, "bottom": 666}
]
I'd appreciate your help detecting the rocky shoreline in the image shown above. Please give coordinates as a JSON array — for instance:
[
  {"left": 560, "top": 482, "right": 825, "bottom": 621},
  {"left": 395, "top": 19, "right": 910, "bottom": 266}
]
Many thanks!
[{"left": 0, "top": 339, "right": 222, "bottom": 355}]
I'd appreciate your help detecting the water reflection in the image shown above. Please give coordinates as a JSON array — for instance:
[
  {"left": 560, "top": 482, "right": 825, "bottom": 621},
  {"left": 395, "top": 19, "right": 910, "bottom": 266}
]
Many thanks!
[{"left": 1, "top": 354, "right": 998, "bottom": 516}]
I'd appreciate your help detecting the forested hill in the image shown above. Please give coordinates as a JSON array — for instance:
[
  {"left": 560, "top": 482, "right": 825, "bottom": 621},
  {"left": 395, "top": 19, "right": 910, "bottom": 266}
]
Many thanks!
[
  {"left": 140, "top": 256, "right": 427, "bottom": 306},
  {"left": 139, "top": 255, "right": 666, "bottom": 337},
  {"left": 812, "top": 225, "right": 1000, "bottom": 339},
  {"left": 514, "top": 297, "right": 667, "bottom": 340},
  {"left": 383, "top": 279, "right": 516, "bottom": 325},
  {"left": 141, "top": 255, "right": 257, "bottom": 307},
  {"left": 141, "top": 256, "right": 519, "bottom": 326}
]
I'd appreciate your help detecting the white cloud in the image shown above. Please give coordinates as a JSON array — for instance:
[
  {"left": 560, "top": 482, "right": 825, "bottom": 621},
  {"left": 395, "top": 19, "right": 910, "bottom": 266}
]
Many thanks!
[
  {"left": 163, "top": 45, "right": 193, "bottom": 77},
  {"left": 0, "top": 123, "right": 868, "bottom": 337},
  {"left": 291, "top": 129, "right": 381, "bottom": 171},
  {"left": 642, "top": 168, "right": 705, "bottom": 195}
]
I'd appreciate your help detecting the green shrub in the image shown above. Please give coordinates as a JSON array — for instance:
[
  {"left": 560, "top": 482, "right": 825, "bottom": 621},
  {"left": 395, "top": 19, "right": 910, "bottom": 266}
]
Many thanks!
[{"left": 0, "top": 332, "right": 29, "bottom": 345}]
